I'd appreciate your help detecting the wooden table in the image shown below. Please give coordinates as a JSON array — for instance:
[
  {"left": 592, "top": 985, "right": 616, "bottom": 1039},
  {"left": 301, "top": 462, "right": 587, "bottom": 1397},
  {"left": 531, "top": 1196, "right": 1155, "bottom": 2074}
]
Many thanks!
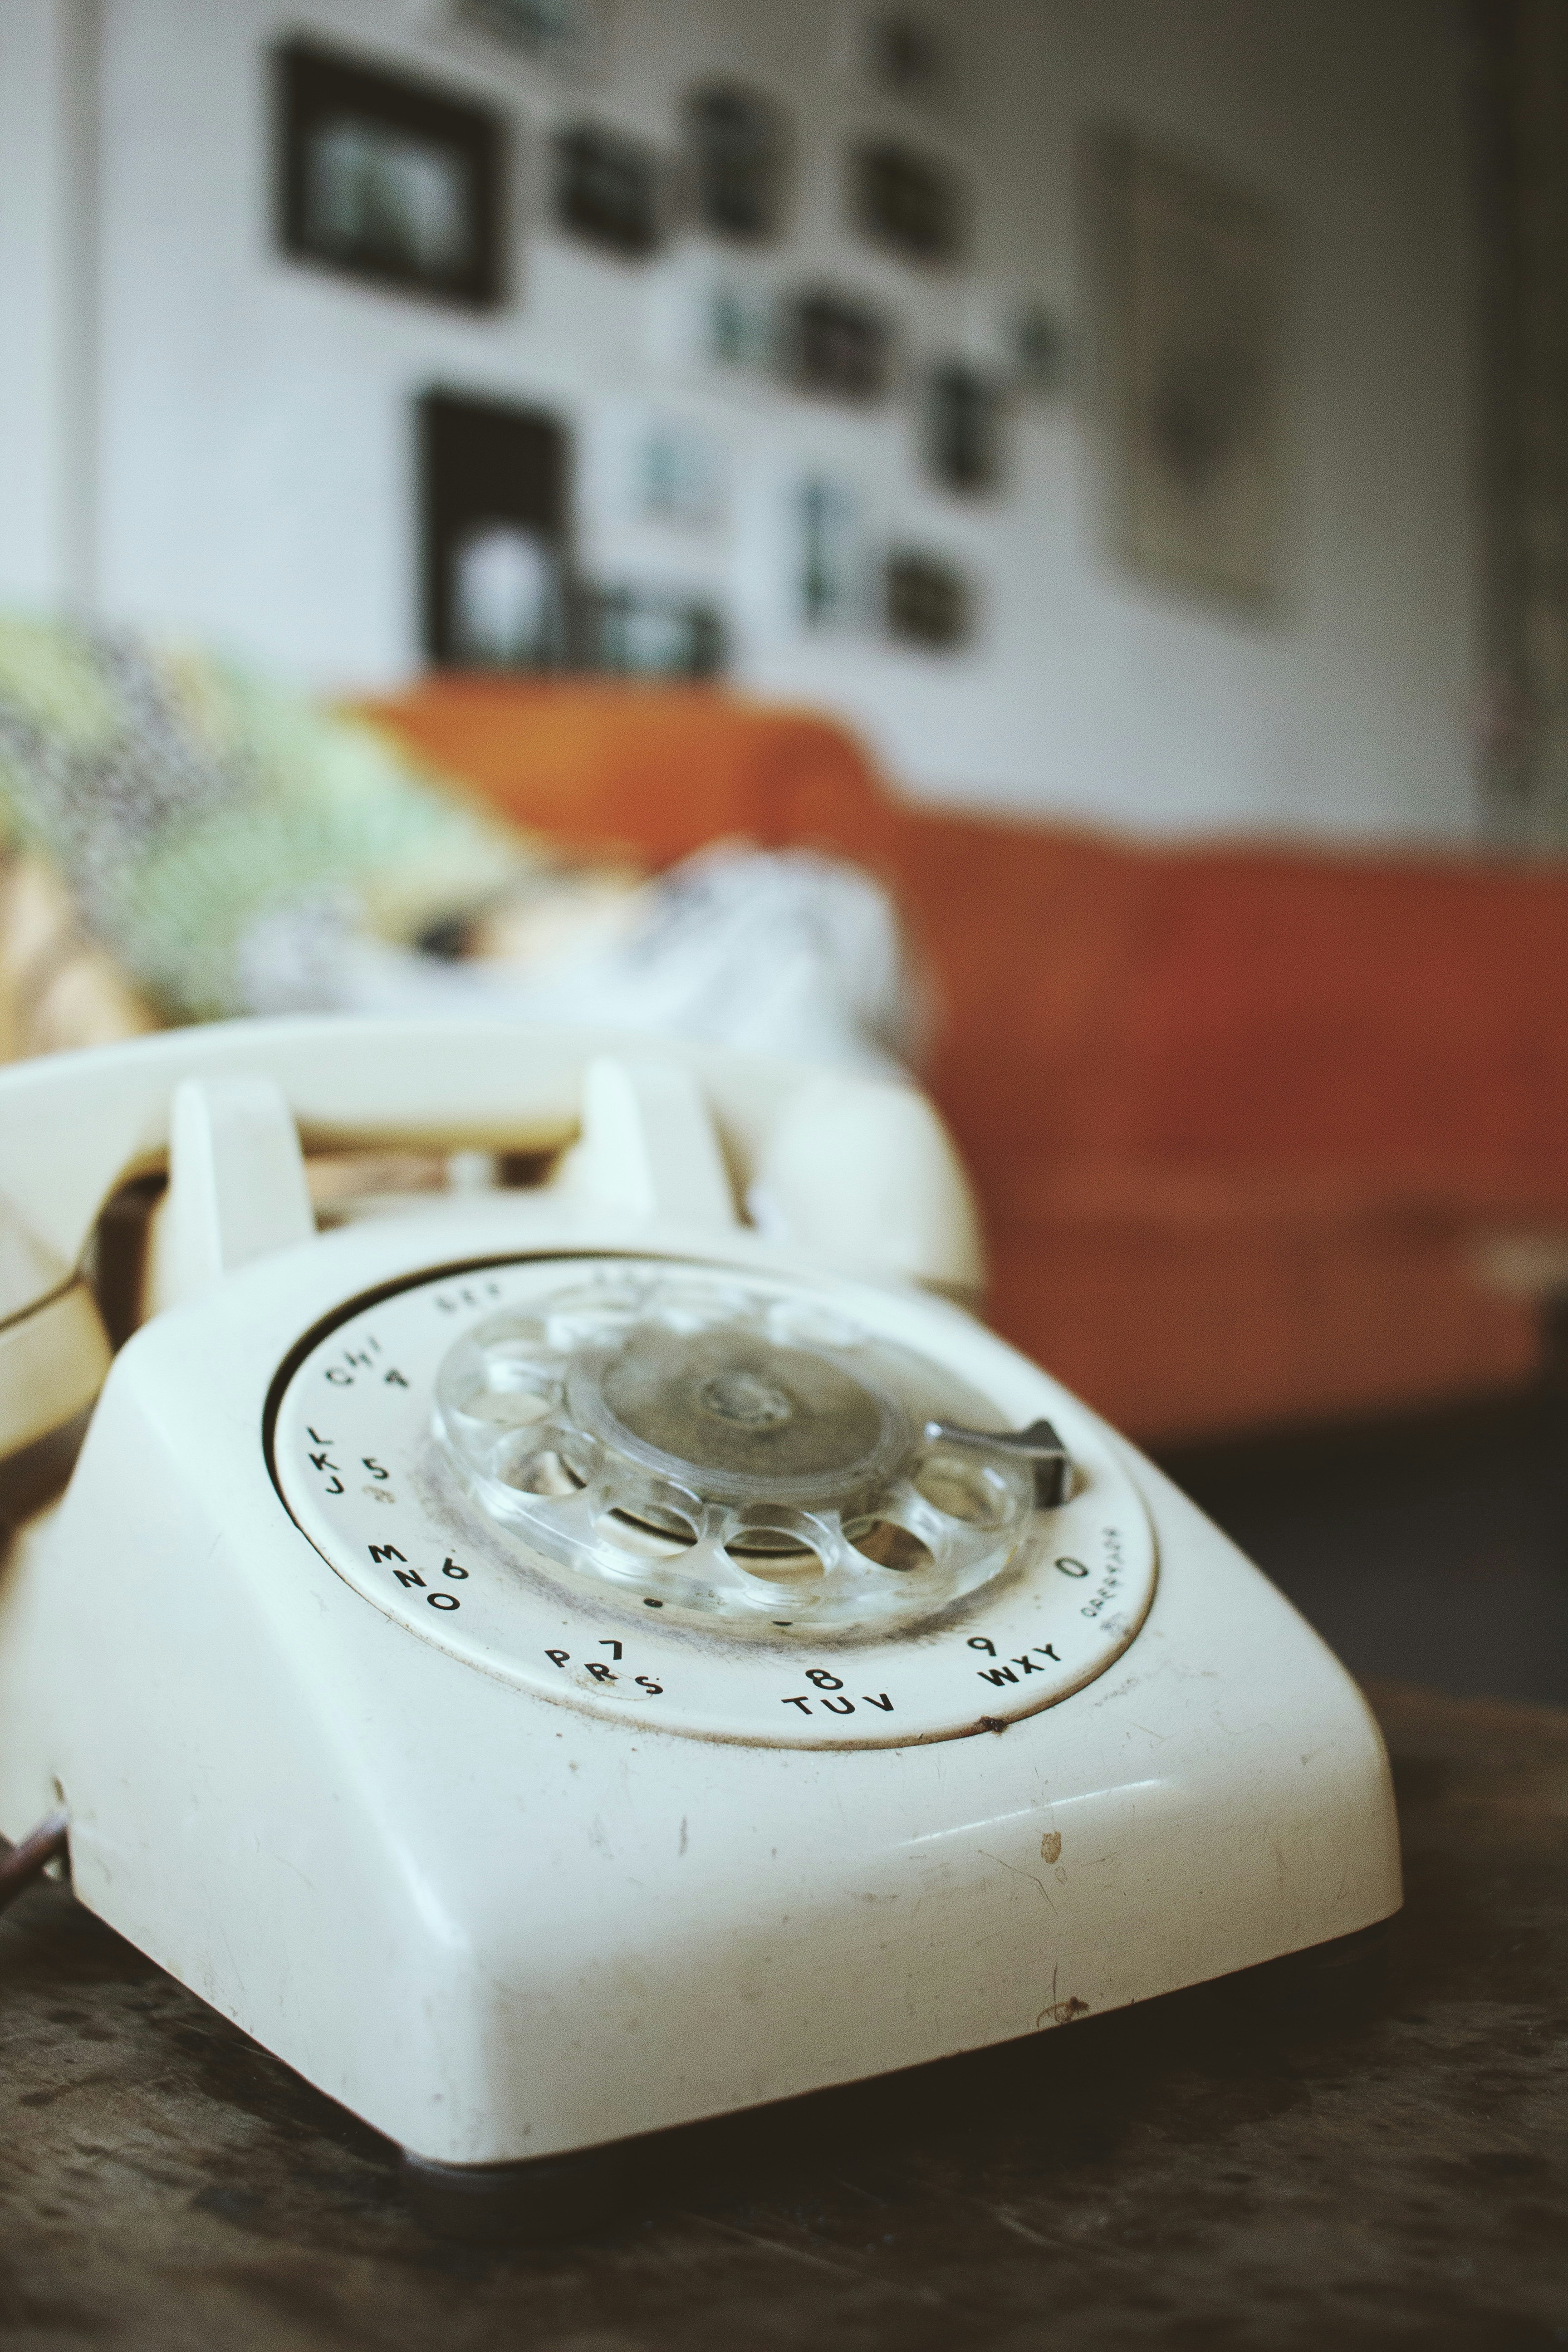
[{"left": 2, "top": 1682, "right": 1564, "bottom": 2351}]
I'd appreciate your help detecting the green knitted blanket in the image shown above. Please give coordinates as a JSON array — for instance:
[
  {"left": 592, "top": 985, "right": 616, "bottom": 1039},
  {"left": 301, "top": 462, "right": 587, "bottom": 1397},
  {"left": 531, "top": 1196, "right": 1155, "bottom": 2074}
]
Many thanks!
[{"left": 0, "top": 617, "right": 530, "bottom": 1024}]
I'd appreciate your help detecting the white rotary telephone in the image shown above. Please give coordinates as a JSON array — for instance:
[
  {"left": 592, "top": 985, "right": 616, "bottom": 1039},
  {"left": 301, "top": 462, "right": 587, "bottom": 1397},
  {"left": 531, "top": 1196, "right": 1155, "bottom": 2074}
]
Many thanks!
[{"left": 0, "top": 1018, "right": 1400, "bottom": 2234}]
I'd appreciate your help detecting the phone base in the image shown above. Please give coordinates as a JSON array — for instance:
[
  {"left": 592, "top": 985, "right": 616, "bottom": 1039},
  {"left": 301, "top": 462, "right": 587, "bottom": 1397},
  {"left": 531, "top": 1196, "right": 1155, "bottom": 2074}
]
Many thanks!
[
  {"left": 0, "top": 1203, "right": 1402, "bottom": 2175},
  {"left": 396, "top": 1918, "right": 1397, "bottom": 2244}
]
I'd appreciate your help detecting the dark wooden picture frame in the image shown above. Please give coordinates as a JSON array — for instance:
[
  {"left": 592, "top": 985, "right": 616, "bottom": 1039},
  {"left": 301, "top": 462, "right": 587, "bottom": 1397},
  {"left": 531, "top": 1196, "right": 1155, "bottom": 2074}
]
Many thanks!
[
  {"left": 850, "top": 138, "right": 965, "bottom": 265},
  {"left": 885, "top": 549, "right": 970, "bottom": 647},
  {"left": 419, "top": 390, "right": 571, "bottom": 668},
  {"left": 275, "top": 40, "right": 506, "bottom": 310},
  {"left": 925, "top": 363, "right": 1004, "bottom": 494},
  {"left": 553, "top": 121, "right": 663, "bottom": 259},
  {"left": 684, "top": 80, "right": 791, "bottom": 243},
  {"left": 784, "top": 288, "right": 893, "bottom": 402}
]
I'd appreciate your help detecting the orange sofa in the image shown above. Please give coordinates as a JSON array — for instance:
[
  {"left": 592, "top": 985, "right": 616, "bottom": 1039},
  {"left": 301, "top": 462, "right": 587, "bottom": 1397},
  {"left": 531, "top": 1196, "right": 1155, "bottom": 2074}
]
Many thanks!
[{"left": 361, "top": 677, "right": 1568, "bottom": 1445}]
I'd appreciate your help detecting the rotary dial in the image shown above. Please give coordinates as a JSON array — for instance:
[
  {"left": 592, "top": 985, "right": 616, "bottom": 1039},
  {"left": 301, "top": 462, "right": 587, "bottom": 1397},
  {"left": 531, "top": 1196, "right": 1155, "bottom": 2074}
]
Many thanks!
[{"left": 270, "top": 1254, "right": 1157, "bottom": 1749}]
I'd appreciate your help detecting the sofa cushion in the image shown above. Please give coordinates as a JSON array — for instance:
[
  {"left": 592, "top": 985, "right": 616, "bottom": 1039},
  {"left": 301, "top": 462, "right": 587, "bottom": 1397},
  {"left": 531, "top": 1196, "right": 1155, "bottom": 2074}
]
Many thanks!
[
  {"left": 982, "top": 1157, "right": 1539, "bottom": 1441},
  {"left": 1114, "top": 847, "right": 1568, "bottom": 1200}
]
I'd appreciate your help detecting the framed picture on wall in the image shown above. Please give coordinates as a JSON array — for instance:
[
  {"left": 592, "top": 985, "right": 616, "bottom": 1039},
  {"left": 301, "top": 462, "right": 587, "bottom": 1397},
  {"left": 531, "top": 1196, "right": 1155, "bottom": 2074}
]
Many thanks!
[
  {"left": 784, "top": 288, "right": 892, "bottom": 401},
  {"left": 849, "top": 139, "right": 965, "bottom": 266},
  {"left": 274, "top": 40, "right": 506, "bottom": 309},
  {"left": 924, "top": 363, "right": 1004, "bottom": 494},
  {"left": 683, "top": 81, "right": 791, "bottom": 244},
  {"left": 707, "top": 277, "right": 777, "bottom": 373},
  {"left": 571, "top": 585, "right": 725, "bottom": 678},
  {"left": 1087, "top": 130, "right": 1284, "bottom": 608},
  {"left": 797, "top": 477, "right": 870, "bottom": 629},
  {"left": 858, "top": 10, "right": 952, "bottom": 109},
  {"left": 418, "top": 390, "right": 571, "bottom": 667},
  {"left": 553, "top": 121, "right": 663, "bottom": 258},
  {"left": 884, "top": 549, "right": 971, "bottom": 647},
  {"left": 636, "top": 418, "right": 729, "bottom": 530}
]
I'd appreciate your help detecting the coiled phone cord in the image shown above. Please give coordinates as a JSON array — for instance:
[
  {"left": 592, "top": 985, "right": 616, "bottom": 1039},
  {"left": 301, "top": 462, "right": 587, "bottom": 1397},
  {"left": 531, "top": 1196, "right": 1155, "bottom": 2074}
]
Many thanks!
[{"left": 0, "top": 1810, "right": 68, "bottom": 1914}]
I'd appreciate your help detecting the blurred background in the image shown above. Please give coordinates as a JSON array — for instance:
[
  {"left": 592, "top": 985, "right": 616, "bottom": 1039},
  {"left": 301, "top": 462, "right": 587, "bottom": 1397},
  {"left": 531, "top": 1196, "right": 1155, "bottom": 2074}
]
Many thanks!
[{"left": 1, "top": 0, "right": 1565, "bottom": 1701}]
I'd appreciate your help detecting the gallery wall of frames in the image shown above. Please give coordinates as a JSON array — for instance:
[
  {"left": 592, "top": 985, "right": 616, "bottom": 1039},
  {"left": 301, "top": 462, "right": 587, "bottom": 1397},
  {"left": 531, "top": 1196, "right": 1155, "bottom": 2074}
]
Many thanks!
[
  {"left": 50, "top": 0, "right": 1479, "bottom": 834},
  {"left": 270, "top": 5, "right": 1063, "bottom": 684}
]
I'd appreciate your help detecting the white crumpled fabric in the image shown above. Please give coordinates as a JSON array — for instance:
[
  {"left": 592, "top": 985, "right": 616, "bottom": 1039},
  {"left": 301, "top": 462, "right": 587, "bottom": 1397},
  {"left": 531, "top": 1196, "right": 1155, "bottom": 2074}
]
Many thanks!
[{"left": 237, "top": 842, "right": 926, "bottom": 1075}]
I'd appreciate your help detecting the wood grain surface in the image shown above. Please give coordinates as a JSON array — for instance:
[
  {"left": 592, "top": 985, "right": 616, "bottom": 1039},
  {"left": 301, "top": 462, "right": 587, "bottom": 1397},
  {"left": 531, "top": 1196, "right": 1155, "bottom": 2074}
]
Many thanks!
[{"left": 1, "top": 1682, "right": 1564, "bottom": 2352}]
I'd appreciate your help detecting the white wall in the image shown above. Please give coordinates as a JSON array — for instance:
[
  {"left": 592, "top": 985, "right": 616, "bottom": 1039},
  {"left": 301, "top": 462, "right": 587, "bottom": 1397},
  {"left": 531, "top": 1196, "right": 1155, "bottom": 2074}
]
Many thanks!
[
  {"left": 21, "top": 0, "right": 1480, "bottom": 838},
  {"left": 0, "top": 0, "right": 98, "bottom": 610}
]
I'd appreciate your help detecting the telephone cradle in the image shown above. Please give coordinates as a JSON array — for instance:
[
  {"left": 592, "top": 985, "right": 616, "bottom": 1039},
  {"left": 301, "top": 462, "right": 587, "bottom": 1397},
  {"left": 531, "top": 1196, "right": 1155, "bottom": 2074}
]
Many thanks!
[{"left": 0, "top": 1018, "right": 1400, "bottom": 2238}]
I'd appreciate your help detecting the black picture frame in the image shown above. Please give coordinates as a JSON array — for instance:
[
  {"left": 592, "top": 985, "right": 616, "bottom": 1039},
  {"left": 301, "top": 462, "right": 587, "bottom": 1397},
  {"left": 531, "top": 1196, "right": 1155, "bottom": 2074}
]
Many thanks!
[
  {"left": 418, "top": 392, "right": 725, "bottom": 679},
  {"left": 684, "top": 80, "right": 791, "bottom": 243},
  {"left": 925, "top": 363, "right": 1004, "bottom": 494},
  {"left": 861, "top": 10, "right": 951, "bottom": 107},
  {"left": 570, "top": 585, "right": 726, "bottom": 680},
  {"left": 554, "top": 121, "right": 662, "bottom": 259},
  {"left": 885, "top": 549, "right": 971, "bottom": 648},
  {"left": 274, "top": 40, "right": 506, "bottom": 310},
  {"left": 850, "top": 138, "right": 965, "bottom": 266},
  {"left": 784, "top": 288, "right": 892, "bottom": 402},
  {"left": 419, "top": 391, "right": 571, "bottom": 669}
]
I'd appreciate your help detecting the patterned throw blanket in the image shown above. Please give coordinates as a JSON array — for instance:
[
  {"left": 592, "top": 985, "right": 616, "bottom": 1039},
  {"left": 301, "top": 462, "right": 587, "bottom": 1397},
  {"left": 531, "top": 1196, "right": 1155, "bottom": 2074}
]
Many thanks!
[
  {"left": 0, "top": 616, "right": 920, "bottom": 1075},
  {"left": 0, "top": 616, "right": 532, "bottom": 1034}
]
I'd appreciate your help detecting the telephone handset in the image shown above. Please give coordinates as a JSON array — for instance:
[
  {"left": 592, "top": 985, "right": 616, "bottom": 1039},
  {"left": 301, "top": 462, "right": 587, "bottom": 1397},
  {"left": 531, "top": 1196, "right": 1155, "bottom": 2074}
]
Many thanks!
[
  {"left": 0, "top": 1014, "right": 985, "bottom": 1466},
  {"left": 0, "top": 1016, "right": 1398, "bottom": 2237}
]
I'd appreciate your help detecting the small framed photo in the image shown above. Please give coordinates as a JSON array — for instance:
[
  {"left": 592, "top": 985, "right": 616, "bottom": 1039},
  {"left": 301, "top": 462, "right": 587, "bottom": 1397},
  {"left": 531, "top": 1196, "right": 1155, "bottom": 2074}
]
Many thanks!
[
  {"left": 274, "top": 40, "right": 506, "bottom": 309},
  {"left": 418, "top": 390, "right": 572, "bottom": 667},
  {"left": 925, "top": 363, "right": 1004, "bottom": 495},
  {"left": 434, "top": 0, "right": 608, "bottom": 78},
  {"left": 572, "top": 584, "right": 725, "bottom": 678},
  {"left": 683, "top": 81, "right": 791, "bottom": 244},
  {"left": 641, "top": 247, "right": 776, "bottom": 382},
  {"left": 637, "top": 418, "right": 728, "bottom": 530},
  {"left": 707, "top": 277, "right": 777, "bottom": 374},
  {"left": 856, "top": 10, "right": 953, "bottom": 111},
  {"left": 784, "top": 288, "right": 893, "bottom": 402},
  {"left": 849, "top": 139, "right": 964, "bottom": 266},
  {"left": 554, "top": 120, "right": 663, "bottom": 259},
  {"left": 797, "top": 477, "right": 871, "bottom": 629},
  {"left": 885, "top": 549, "right": 970, "bottom": 648}
]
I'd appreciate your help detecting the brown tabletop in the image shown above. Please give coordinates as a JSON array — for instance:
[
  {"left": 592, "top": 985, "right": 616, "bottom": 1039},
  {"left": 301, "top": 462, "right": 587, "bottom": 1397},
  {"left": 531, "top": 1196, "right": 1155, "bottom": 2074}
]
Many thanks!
[{"left": 2, "top": 1681, "right": 1564, "bottom": 2352}]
